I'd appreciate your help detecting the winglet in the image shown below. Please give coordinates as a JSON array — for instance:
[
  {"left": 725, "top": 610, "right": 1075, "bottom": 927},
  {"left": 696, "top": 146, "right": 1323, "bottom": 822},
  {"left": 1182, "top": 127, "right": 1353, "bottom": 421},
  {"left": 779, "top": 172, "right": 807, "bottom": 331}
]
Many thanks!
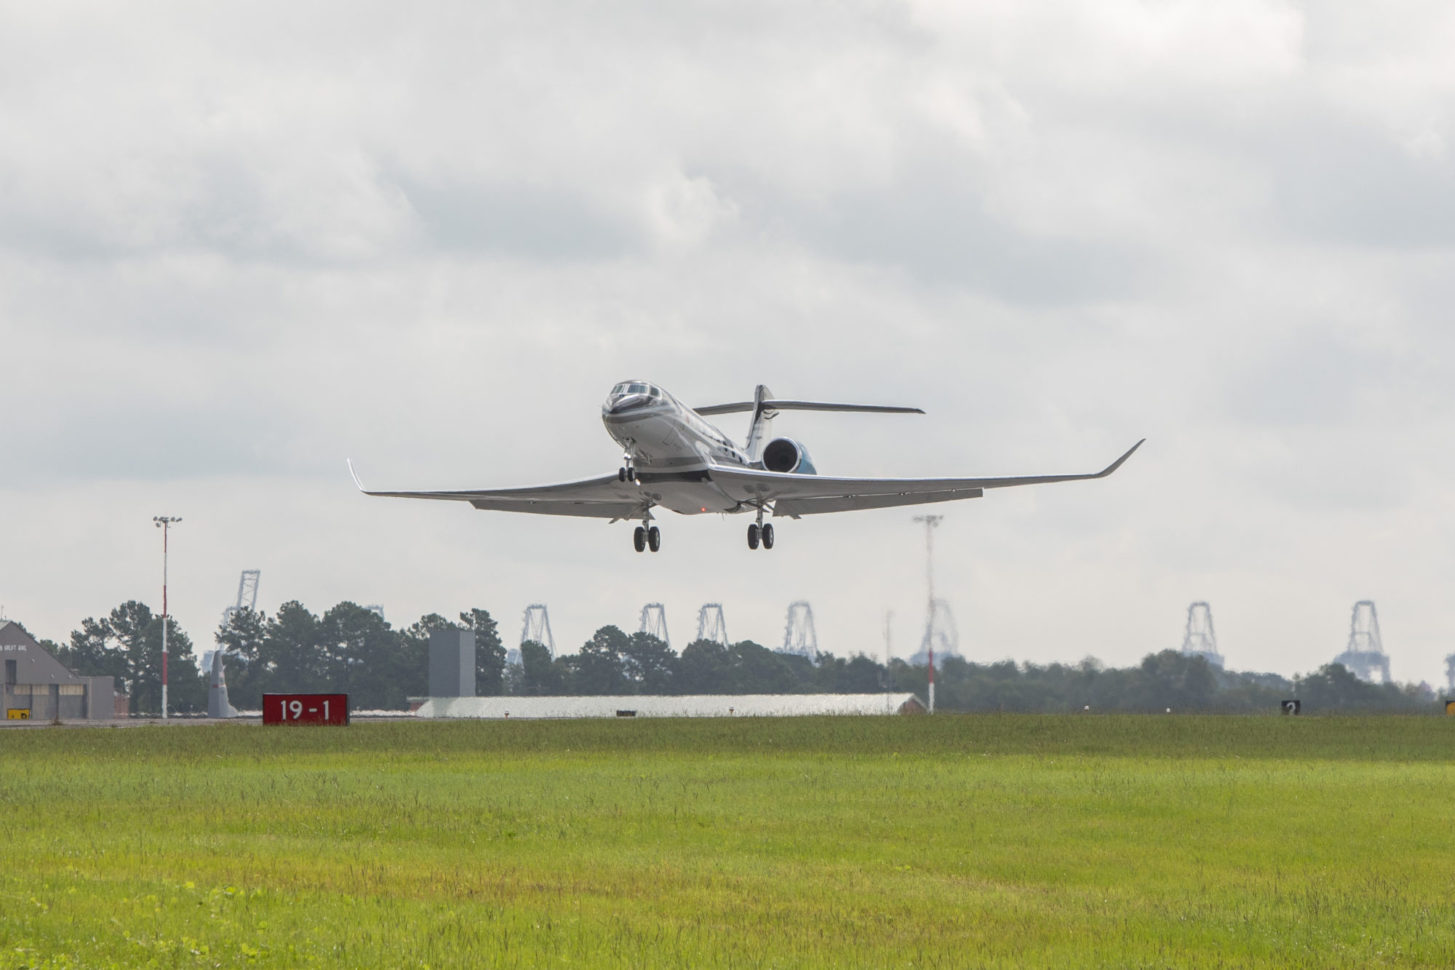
[
  {"left": 346, "top": 458, "right": 368, "bottom": 493},
  {"left": 1095, "top": 439, "right": 1145, "bottom": 478}
]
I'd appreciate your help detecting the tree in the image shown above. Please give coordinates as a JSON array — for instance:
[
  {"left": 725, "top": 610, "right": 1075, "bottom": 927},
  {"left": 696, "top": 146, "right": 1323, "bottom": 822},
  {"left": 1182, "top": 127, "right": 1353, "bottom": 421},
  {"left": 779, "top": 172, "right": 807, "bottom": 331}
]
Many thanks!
[
  {"left": 261, "top": 601, "right": 325, "bottom": 692},
  {"left": 459, "top": 608, "right": 507, "bottom": 695},
  {"left": 319, "top": 602, "right": 411, "bottom": 708},
  {"left": 839, "top": 655, "right": 886, "bottom": 693},
  {"left": 215, "top": 606, "right": 268, "bottom": 709},
  {"left": 729, "top": 641, "right": 795, "bottom": 693},
  {"left": 60, "top": 616, "right": 130, "bottom": 690},
  {"left": 1295, "top": 663, "right": 1385, "bottom": 712},
  {"left": 1135, "top": 650, "right": 1217, "bottom": 712},
  {"left": 518, "top": 640, "right": 565, "bottom": 695},
  {"left": 622, "top": 633, "right": 676, "bottom": 694},
  {"left": 678, "top": 639, "right": 734, "bottom": 694},
  {"left": 575, "top": 626, "right": 630, "bottom": 695},
  {"left": 65, "top": 601, "right": 204, "bottom": 715}
]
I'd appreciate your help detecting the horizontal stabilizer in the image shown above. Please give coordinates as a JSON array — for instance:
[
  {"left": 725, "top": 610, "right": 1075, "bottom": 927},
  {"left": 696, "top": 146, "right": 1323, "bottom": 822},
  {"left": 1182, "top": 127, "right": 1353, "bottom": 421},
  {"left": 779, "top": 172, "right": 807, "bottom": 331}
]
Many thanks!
[{"left": 695, "top": 400, "right": 923, "bottom": 416}]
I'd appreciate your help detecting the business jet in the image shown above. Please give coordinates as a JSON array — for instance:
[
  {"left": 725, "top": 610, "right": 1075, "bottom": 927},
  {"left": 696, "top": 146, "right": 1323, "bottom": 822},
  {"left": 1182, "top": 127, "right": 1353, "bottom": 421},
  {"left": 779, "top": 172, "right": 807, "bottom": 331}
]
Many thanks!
[{"left": 349, "top": 381, "right": 1143, "bottom": 553}]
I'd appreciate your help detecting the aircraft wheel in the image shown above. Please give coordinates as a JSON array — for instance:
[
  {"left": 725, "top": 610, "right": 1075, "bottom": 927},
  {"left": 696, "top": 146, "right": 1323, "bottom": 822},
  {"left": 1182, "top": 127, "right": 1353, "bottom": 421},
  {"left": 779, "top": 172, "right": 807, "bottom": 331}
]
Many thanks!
[
  {"left": 647, "top": 526, "right": 661, "bottom": 552},
  {"left": 762, "top": 523, "right": 775, "bottom": 550},
  {"left": 633, "top": 526, "right": 646, "bottom": 552},
  {"left": 618, "top": 467, "right": 627, "bottom": 482},
  {"left": 747, "top": 523, "right": 760, "bottom": 550}
]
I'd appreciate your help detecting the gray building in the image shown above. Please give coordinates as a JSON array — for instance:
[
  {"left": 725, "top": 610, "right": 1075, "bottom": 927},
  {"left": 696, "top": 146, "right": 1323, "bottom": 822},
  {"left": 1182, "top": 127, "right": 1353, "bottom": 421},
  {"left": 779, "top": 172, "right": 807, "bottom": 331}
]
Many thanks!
[{"left": 1, "top": 621, "right": 115, "bottom": 721}]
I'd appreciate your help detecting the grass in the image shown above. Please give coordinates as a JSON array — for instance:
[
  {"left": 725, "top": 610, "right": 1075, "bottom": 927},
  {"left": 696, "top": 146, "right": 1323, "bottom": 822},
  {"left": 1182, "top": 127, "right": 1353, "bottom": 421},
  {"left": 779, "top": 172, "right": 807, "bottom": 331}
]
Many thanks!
[{"left": 1, "top": 715, "right": 1453, "bottom": 968}]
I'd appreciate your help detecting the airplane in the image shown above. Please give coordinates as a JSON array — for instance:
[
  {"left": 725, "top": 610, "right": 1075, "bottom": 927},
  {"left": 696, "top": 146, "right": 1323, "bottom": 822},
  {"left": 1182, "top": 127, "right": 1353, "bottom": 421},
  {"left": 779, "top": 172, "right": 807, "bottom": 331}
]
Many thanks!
[{"left": 349, "top": 380, "right": 1143, "bottom": 553}]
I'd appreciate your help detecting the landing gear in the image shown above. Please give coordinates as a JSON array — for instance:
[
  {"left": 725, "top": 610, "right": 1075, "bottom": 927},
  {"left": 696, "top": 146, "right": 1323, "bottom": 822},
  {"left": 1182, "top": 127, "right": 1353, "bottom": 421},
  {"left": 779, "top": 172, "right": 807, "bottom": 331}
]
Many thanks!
[
  {"left": 633, "top": 520, "right": 661, "bottom": 553},
  {"left": 747, "top": 509, "right": 775, "bottom": 551},
  {"left": 618, "top": 452, "right": 637, "bottom": 482}
]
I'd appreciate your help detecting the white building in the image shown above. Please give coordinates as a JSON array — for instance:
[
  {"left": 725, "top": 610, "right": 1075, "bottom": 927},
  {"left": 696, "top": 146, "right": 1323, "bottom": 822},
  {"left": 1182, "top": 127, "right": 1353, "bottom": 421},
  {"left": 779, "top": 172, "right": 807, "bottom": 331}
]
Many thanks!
[{"left": 415, "top": 693, "right": 926, "bottom": 719}]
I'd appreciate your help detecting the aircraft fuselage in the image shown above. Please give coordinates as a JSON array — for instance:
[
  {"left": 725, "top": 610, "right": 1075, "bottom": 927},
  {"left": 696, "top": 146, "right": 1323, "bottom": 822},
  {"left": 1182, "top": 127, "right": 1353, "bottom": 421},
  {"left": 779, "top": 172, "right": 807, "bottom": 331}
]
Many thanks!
[{"left": 601, "top": 382, "right": 749, "bottom": 473}]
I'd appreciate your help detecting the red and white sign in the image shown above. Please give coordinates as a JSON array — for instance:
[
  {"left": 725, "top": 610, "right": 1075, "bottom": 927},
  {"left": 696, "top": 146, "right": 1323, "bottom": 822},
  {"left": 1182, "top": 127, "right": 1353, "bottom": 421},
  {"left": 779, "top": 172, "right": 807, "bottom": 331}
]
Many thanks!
[{"left": 262, "top": 693, "right": 349, "bottom": 726}]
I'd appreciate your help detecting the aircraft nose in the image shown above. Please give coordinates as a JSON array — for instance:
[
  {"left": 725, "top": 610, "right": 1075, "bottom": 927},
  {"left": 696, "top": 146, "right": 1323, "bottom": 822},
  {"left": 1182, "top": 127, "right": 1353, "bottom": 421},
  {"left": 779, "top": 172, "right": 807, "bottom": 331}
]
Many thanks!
[{"left": 605, "top": 394, "right": 649, "bottom": 415}]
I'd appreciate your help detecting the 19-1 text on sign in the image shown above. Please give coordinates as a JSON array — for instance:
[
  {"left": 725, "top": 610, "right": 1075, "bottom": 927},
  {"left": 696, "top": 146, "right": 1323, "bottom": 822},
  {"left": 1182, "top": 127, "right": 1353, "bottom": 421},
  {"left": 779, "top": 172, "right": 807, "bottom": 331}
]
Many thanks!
[{"left": 262, "top": 693, "right": 349, "bottom": 726}]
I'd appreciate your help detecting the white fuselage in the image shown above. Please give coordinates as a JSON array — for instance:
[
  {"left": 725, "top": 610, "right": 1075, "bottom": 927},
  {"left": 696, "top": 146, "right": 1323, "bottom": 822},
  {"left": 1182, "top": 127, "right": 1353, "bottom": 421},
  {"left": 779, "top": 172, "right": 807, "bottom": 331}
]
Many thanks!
[
  {"left": 600, "top": 381, "right": 757, "bottom": 515},
  {"left": 601, "top": 382, "right": 749, "bottom": 471}
]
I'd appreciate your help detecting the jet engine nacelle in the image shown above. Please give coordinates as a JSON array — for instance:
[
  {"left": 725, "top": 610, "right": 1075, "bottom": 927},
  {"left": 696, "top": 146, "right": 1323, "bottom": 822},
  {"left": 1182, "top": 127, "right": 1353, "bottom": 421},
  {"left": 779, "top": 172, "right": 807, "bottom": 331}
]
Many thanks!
[{"left": 761, "top": 437, "right": 817, "bottom": 475}]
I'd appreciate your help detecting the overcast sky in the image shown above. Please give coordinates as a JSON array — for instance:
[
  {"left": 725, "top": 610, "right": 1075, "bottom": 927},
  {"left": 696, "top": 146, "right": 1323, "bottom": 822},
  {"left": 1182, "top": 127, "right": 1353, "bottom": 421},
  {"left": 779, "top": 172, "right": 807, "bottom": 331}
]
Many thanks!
[{"left": 3, "top": 0, "right": 1453, "bottom": 686}]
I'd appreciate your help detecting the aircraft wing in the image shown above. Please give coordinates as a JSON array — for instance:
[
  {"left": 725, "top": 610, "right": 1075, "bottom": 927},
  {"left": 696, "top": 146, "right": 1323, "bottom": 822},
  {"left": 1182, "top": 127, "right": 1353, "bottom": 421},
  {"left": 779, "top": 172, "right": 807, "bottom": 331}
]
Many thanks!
[
  {"left": 709, "top": 440, "right": 1145, "bottom": 517},
  {"left": 347, "top": 461, "right": 645, "bottom": 519}
]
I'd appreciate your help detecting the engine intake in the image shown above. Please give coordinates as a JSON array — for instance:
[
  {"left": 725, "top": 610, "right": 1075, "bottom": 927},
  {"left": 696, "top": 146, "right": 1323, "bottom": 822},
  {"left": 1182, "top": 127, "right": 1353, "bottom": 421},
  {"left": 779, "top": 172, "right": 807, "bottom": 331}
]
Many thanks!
[{"left": 761, "top": 438, "right": 817, "bottom": 475}]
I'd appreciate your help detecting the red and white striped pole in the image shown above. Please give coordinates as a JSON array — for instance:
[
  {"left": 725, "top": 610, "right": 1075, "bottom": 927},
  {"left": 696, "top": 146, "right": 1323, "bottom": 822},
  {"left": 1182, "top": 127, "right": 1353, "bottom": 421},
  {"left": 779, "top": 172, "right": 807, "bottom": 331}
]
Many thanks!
[{"left": 928, "top": 645, "right": 935, "bottom": 714}]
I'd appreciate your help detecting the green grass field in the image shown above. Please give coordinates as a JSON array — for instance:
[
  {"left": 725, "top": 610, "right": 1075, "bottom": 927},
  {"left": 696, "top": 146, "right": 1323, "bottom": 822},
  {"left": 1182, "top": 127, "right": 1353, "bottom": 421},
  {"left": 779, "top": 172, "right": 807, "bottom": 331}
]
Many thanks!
[{"left": 2, "top": 715, "right": 1453, "bottom": 968}]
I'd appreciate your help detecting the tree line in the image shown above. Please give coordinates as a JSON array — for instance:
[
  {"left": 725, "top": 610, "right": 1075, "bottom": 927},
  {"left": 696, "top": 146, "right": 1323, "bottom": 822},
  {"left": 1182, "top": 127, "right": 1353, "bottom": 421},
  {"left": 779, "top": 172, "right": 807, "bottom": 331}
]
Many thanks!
[{"left": 43, "top": 599, "right": 1442, "bottom": 714}]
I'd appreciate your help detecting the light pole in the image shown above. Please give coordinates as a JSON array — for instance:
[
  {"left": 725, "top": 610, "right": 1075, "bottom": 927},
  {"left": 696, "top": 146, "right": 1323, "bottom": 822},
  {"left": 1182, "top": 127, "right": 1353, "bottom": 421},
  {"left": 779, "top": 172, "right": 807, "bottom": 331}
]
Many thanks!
[
  {"left": 153, "top": 516, "right": 181, "bottom": 719},
  {"left": 913, "top": 514, "right": 942, "bottom": 714}
]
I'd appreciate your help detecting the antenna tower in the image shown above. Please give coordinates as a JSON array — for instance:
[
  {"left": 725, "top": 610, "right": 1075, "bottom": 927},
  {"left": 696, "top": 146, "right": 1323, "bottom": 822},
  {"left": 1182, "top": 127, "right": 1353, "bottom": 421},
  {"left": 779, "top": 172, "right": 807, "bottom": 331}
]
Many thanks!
[
  {"left": 639, "top": 603, "right": 670, "bottom": 648},
  {"left": 1179, "top": 602, "right": 1225, "bottom": 669},
  {"left": 1332, "top": 600, "right": 1391, "bottom": 684},
  {"left": 520, "top": 604, "right": 557, "bottom": 657},
  {"left": 1445, "top": 654, "right": 1455, "bottom": 694},
  {"left": 695, "top": 603, "right": 729, "bottom": 647},
  {"left": 782, "top": 601, "right": 818, "bottom": 660}
]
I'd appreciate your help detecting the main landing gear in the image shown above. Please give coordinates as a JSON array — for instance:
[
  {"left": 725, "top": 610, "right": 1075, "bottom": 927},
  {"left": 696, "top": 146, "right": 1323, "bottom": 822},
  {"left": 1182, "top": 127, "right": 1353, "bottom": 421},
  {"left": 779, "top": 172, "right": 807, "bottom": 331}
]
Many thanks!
[
  {"left": 633, "top": 524, "right": 661, "bottom": 553},
  {"left": 746, "top": 511, "right": 775, "bottom": 551}
]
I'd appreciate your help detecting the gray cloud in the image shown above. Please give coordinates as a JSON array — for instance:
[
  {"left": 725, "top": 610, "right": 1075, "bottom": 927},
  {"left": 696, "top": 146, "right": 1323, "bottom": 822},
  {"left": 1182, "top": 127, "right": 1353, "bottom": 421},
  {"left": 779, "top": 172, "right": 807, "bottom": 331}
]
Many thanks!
[{"left": 2, "top": 0, "right": 1454, "bottom": 686}]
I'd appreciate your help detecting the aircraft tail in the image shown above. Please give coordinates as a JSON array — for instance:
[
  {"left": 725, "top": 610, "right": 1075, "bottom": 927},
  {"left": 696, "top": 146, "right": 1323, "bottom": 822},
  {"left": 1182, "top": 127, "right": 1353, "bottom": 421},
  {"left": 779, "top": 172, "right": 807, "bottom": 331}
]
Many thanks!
[
  {"left": 692, "top": 387, "right": 925, "bottom": 462},
  {"left": 744, "top": 385, "right": 774, "bottom": 462}
]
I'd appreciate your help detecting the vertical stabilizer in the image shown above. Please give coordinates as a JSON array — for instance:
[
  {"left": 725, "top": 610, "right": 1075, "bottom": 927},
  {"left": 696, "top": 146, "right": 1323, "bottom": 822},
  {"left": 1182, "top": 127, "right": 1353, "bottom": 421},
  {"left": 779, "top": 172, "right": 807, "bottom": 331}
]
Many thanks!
[
  {"left": 207, "top": 651, "right": 239, "bottom": 718},
  {"left": 744, "top": 385, "right": 775, "bottom": 462}
]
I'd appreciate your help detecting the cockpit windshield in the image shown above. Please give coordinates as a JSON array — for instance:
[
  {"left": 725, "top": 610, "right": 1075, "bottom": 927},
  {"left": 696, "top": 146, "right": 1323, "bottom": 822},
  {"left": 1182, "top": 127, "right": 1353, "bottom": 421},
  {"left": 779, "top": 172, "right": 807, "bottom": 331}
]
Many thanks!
[{"left": 604, "top": 381, "right": 663, "bottom": 412}]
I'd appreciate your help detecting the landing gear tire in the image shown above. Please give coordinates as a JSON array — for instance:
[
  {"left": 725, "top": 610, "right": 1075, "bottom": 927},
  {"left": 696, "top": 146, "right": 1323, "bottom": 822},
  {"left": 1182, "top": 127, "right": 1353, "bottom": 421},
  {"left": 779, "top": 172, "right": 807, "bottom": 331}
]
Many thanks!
[
  {"left": 633, "top": 526, "right": 646, "bottom": 552},
  {"left": 618, "top": 467, "right": 627, "bottom": 482},
  {"left": 761, "top": 523, "right": 775, "bottom": 550},
  {"left": 647, "top": 526, "right": 661, "bottom": 552},
  {"left": 747, "top": 523, "right": 760, "bottom": 550}
]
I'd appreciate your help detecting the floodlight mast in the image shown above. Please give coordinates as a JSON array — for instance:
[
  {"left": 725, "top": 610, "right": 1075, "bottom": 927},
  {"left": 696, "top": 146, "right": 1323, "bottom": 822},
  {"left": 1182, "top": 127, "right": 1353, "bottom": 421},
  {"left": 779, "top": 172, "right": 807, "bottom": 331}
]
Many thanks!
[{"left": 153, "top": 516, "right": 182, "bottom": 719}]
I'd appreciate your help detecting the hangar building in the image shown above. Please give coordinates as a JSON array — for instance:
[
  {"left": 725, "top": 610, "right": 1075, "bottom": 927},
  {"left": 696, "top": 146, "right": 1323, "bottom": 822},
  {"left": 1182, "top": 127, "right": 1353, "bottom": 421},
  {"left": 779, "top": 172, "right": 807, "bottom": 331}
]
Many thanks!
[{"left": 1, "top": 621, "right": 116, "bottom": 721}]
